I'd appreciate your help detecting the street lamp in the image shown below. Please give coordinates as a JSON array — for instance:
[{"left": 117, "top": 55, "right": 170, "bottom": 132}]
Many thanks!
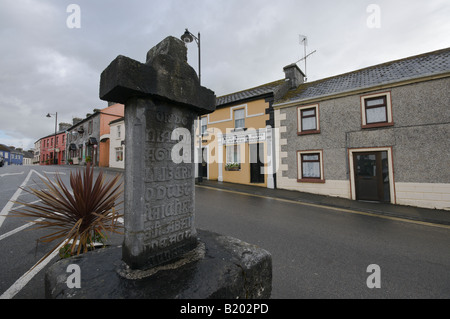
[
  {"left": 181, "top": 28, "right": 203, "bottom": 182},
  {"left": 181, "top": 28, "right": 201, "bottom": 85},
  {"left": 46, "top": 112, "right": 58, "bottom": 165}
]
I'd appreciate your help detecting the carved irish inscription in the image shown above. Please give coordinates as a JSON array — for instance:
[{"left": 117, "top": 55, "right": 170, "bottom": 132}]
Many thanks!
[
  {"left": 130, "top": 102, "right": 197, "bottom": 268},
  {"left": 121, "top": 98, "right": 199, "bottom": 269}
]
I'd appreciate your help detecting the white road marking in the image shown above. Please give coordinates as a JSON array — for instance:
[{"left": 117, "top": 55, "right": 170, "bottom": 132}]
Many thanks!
[
  {"left": 0, "top": 170, "right": 34, "bottom": 230},
  {"left": 0, "top": 217, "right": 44, "bottom": 242},
  {"left": 43, "top": 171, "right": 66, "bottom": 175},
  {"left": 0, "top": 172, "right": 25, "bottom": 178},
  {"left": 0, "top": 241, "right": 67, "bottom": 299}
]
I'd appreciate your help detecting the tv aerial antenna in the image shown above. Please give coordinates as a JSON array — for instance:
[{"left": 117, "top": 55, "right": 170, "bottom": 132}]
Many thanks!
[{"left": 296, "top": 35, "right": 316, "bottom": 81}]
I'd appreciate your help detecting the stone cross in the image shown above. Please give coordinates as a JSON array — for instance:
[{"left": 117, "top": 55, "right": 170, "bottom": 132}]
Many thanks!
[{"left": 99, "top": 36, "right": 215, "bottom": 270}]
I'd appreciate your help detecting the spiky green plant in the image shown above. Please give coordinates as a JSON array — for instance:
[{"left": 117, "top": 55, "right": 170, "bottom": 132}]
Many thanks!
[{"left": 10, "top": 164, "right": 123, "bottom": 267}]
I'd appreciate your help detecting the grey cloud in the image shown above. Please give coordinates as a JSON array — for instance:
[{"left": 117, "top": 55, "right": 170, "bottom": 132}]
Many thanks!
[{"left": 0, "top": 0, "right": 449, "bottom": 150}]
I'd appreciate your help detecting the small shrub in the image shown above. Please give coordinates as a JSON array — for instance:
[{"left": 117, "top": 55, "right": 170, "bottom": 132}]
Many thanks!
[{"left": 11, "top": 164, "right": 123, "bottom": 267}]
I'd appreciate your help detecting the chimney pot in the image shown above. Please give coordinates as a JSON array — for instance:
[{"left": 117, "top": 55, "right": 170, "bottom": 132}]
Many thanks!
[{"left": 283, "top": 63, "right": 305, "bottom": 89}]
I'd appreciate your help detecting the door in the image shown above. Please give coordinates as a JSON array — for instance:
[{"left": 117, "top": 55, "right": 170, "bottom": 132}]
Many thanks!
[
  {"left": 200, "top": 147, "right": 208, "bottom": 178},
  {"left": 353, "top": 151, "right": 390, "bottom": 202},
  {"left": 250, "top": 143, "right": 265, "bottom": 183}
]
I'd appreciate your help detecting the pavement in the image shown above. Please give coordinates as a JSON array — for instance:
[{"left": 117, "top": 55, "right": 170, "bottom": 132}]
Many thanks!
[{"left": 195, "top": 179, "right": 450, "bottom": 227}]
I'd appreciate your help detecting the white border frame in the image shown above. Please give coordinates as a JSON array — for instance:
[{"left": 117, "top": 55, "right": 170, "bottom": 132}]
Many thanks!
[
  {"left": 297, "top": 149, "right": 325, "bottom": 182},
  {"left": 348, "top": 146, "right": 396, "bottom": 204},
  {"left": 297, "top": 104, "right": 320, "bottom": 134},
  {"left": 360, "top": 91, "right": 393, "bottom": 127}
]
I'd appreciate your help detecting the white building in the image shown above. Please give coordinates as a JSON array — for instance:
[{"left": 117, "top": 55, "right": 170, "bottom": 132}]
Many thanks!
[
  {"left": 109, "top": 117, "right": 125, "bottom": 169},
  {"left": 34, "top": 139, "right": 41, "bottom": 165}
]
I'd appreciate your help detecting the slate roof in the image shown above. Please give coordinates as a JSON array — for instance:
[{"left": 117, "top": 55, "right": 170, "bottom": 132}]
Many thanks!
[
  {"left": 275, "top": 47, "right": 450, "bottom": 105},
  {"left": 214, "top": 47, "right": 450, "bottom": 108},
  {"left": 216, "top": 79, "right": 285, "bottom": 107},
  {"left": 0, "top": 144, "right": 11, "bottom": 152}
]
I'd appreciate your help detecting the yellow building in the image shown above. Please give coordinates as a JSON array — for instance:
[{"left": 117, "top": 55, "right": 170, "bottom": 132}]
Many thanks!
[{"left": 196, "top": 64, "right": 304, "bottom": 188}]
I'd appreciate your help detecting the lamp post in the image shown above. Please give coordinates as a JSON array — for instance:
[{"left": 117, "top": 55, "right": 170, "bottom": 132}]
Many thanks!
[
  {"left": 181, "top": 28, "right": 203, "bottom": 183},
  {"left": 180, "top": 28, "right": 201, "bottom": 85},
  {"left": 46, "top": 112, "right": 57, "bottom": 165}
]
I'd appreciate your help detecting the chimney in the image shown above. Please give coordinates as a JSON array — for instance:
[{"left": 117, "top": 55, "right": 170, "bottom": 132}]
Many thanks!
[
  {"left": 73, "top": 117, "right": 82, "bottom": 125},
  {"left": 59, "top": 123, "right": 72, "bottom": 132},
  {"left": 283, "top": 63, "right": 305, "bottom": 89}
]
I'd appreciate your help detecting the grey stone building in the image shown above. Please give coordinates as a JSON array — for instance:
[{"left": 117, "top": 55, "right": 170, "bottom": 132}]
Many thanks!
[
  {"left": 66, "top": 112, "right": 101, "bottom": 166},
  {"left": 273, "top": 47, "right": 450, "bottom": 210}
]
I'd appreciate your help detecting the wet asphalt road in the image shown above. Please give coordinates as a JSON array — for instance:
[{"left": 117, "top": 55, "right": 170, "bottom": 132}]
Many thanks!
[{"left": 1, "top": 165, "right": 450, "bottom": 299}]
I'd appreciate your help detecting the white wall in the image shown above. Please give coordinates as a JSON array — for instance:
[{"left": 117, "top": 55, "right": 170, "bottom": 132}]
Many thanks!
[{"left": 109, "top": 121, "right": 125, "bottom": 169}]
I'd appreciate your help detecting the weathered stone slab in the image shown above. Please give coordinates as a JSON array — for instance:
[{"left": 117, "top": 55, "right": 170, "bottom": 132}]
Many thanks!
[
  {"left": 99, "top": 36, "right": 216, "bottom": 115},
  {"left": 45, "top": 229, "right": 272, "bottom": 299}
]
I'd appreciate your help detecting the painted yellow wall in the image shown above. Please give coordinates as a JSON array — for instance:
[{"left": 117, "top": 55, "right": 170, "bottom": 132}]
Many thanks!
[{"left": 200, "top": 99, "right": 270, "bottom": 187}]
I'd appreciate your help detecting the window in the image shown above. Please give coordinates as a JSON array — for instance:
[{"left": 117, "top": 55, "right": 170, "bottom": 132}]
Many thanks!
[
  {"left": 297, "top": 104, "right": 320, "bottom": 135},
  {"left": 302, "top": 154, "right": 320, "bottom": 178},
  {"left": 201, "top": 117, "right": 207, "bottom": 135},
  {"left": 234, "top": 109, "right": 245, "bottom": 129},
  {"left": 88, "top": 121, "right": 93, "bottom": 134},
  {"left": 361, "top": 92, "right": 393, "bottom": 128},
  {"left": 226, "top": 144, "right": 241, "bottom": 169},
  {"left": 117, "top": 125, "right": 121, "bottom": 139},
  {"left": 297, "top": 150, "right": 325, "bottom": 183},
  {"left": 116, "top": 147, "right": 124, "bottom": 162},
  {"left": 365, "top": 96, "right": 387, "bottom": 123}
]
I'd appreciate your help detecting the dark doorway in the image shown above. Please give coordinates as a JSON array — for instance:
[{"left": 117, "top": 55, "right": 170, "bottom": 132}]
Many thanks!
[
  {"left": 353, "top": 151, "right": 390, "bottom": 202},
  {"left": 200, "top": 147, "right": 207, "bottom": 178},
  {"left": 250, "top": 143, "right": 265, "bottom": 183}
]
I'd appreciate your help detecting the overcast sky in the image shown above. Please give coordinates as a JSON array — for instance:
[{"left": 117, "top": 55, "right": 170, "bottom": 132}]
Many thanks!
[{"left": 1, "top": 0, "right": 449, "bottom": 151}]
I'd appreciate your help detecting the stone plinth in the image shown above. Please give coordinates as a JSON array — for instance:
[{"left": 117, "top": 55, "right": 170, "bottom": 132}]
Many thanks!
[{"left": 45, "top": 230, "right": 272, "bottom": 299}]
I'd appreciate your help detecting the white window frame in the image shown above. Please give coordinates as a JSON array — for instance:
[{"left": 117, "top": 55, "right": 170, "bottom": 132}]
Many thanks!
[
  {"left": 348, "top": 146, "right": 396, "bottom": 204},
  {"left": 201, "top": 116, "right": 207, "bottom": 135},
  {"left": 297, "top": 149, "right": 325, "bottom": 183},
  {"left": 115, "top": 147, "right": 124, "bottom": 162},
  {"left": 226, "top": 144, "right": 241, "bottom": 168},
  {"left": 297, "top": 104, "right": 320, "bottom": 135},
  {"left": 234, "top": 108, "right": 245, "bottom": 129},
  {"left": 361, "top": 91, "right": 393, "bottom": 128}
]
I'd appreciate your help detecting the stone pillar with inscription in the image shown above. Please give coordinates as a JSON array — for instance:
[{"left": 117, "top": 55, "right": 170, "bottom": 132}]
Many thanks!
[
  {"left": 44, "top": 36, "right": 272, "bottom": 299},
  {"left": 99, "top": 36, "right": 215, "bottom": 269}
]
